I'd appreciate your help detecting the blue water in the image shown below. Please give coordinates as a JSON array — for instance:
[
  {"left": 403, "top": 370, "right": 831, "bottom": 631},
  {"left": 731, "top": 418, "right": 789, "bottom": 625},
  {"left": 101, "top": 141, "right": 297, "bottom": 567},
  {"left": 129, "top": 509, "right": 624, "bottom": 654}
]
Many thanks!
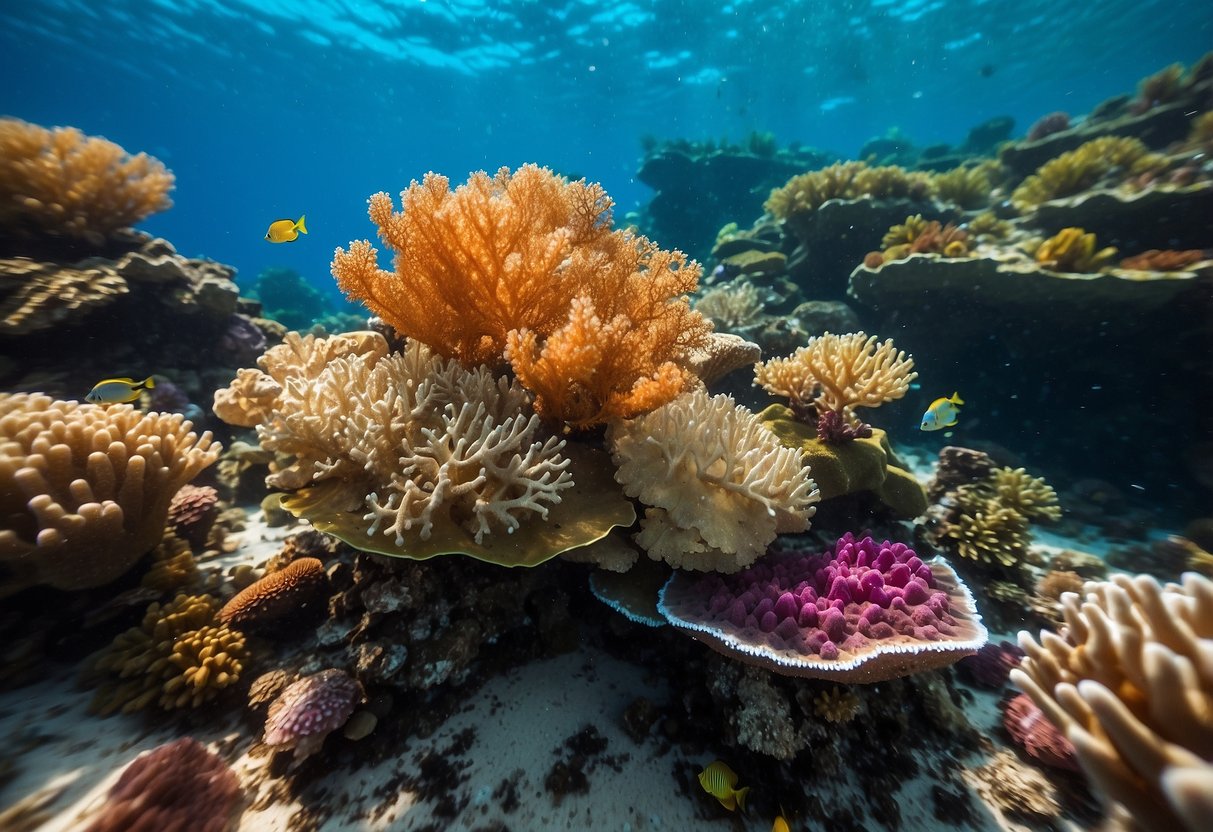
[{"left": 2, "top": 0, "right": 1209, "bottom": 293}]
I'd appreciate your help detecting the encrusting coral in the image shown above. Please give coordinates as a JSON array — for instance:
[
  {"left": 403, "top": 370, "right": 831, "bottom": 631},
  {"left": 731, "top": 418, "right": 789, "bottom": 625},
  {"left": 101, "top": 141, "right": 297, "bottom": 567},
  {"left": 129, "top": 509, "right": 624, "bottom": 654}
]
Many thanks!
[
  {"left": 330, "top": 165, "right": 709, "bottom": 427},
  {"left": 754, "top": 331, "right": 917, "bottom": 427},
  {"left": 1034, "top": 227, "right": 1118, "bottom": 273},
  {"left": 1012, "top": 573, "right": 1213, "bottom": 832},
  {"left": 0, "top": 394, "right": 220, "bottom": 595},
  {"left": 0, "top": 117, "right": 174, "bottom": 244},
  {"left": 608, "top": 388, "right": 820, "bottom": 572}
]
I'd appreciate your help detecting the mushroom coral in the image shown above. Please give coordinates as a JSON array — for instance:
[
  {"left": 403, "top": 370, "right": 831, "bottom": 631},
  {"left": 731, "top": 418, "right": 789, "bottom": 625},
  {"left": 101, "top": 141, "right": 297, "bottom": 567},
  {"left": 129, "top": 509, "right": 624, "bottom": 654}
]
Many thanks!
[{"left": 1012, "top": 573, "right": 1213, "bottom": 832}]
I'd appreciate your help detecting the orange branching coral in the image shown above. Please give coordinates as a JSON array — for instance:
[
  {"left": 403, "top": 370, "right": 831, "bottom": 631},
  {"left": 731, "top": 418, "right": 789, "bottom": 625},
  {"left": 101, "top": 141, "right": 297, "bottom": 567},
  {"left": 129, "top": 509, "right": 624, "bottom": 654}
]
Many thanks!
[
  {"left": 1035, "top": 227, "right": 1117, "bottom": 273},
  {"left": 1120, "top": 249, "right": 1209, "bottom": 272},
  {"left": 332, "top": 164, "right": 707, "bottom": 375},
  {"left": 0, "top": 118, "right": 174, "bottom": 243},
  {"left": 506, "top": 296, "right": 693, "bottom": 428}
]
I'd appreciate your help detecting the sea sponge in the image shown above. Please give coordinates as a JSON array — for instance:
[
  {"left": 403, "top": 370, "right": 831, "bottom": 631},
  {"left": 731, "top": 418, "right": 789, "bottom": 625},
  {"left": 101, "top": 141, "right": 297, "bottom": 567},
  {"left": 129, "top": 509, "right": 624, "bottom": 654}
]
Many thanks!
[
  {"left": 81, "top": 737, "right": 241, "bottom": 832},
  {"left": 0, "top": 118, "right": 173, "bottom": 243},
  {"left": 1012, "top": 573, "right": 1213, "bottom": 832},
  {"left": 753, "top": 331, "right": 917, "bottom": 421},
  {"left": 989, "top": 467, "right": 1062, "bottom": 522},
  {"left": 1035, "top": 227, "right": 1118, "bottom": 273},
  {"left": 0, "top": 394, "right": 220, "bottom": 595},
  {"left": 1010, "top": 136, "right": 1162, "bottom": 211},
  {"left": 608, "top": 389, "right": 820, "bottom": 572},
  {"left": 264, "top": 668, "right": 364, "bottom": 763},
  {"left": 330, "top": 165, "right": 709, "bottom": 407},
  {"left": 218, "top": 557, "right": 328, "bottom": 631}
]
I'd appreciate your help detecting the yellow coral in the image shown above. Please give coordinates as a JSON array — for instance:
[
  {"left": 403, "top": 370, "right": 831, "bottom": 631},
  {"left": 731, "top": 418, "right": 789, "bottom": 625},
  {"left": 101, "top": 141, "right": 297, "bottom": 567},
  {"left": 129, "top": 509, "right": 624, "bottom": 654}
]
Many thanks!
[
  {"left": 161, "top": 624, "right": 246, "bottom": 709},
  {"left": 1011, "top": 136, "right": 1162, "bottom": 211},
  {"left": 965, "top": 211, "right": 1013, "bottom": 240},
  {"left": 765, "top": 162, "right": 930, "bottom": 237},
  {"left": 943, "top": 487, "right": 1031, "bottom": 567},
  {"left": 989, "top": 467, "right": 1062, "bottom": 521},
  {"left": 753, "top": 331, "right": 917, "bottom": 418},
  {"left": 813, "top": 686, "right": 861, "bottom": 723},
  {"left": 881, "top": 214, "right": 929, "bottom": 250},
  {"left": 0, "top": 118, "right": 173, "bottom": 243},
  {"left": 931, "top": 164, "right": 994, "bottom": 210},
  {"left": 141, "top": 533, "right": 199, "bottom": 594},
  {"left": 331, "top": 165, "right": 709, "bottom": 382},
  {"left": 1035, "top": 227, "right": 1118, "bottom": 273}
]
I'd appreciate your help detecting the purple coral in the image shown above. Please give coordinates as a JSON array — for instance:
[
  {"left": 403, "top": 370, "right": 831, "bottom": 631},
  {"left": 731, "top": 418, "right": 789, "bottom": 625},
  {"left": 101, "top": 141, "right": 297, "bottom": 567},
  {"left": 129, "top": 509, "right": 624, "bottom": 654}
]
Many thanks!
[
  {"left": 1026, "top": 111, "right": 1070, "bottom": 142},
  {"left": 659, "top": 533, "right": 987, "bottom": 682},
  {"left": 816, "top": 410, "right": 873, "bottom": 443},
  {"left": 264, "top": 669, "right": 364, "bottom": 762},
  {"left": 218, "top": 313, "right": 268, "bottom": 366},
  {"left": 957, "top": 639, "right": 1026, "bottom": 689}
]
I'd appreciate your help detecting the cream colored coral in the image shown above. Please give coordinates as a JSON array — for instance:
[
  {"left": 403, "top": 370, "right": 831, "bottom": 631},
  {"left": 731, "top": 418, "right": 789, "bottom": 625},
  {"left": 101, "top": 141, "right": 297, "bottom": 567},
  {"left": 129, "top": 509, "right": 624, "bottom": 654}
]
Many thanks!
[
  {"left": 1011, "top": 573, "right": 1213, "bottom": 832},
  {"left": 682, "top": 332, "right": 762, "bottom": 388},
  {"left": 0, "top": 257, "right": 129, "bottom": 335},
  {"left": 0, "top": 395, "right": 220, "bottom": 595},
  {"left": 695, "top": 282, "right": 764, "bottom": 332},
  {"left": 256, "top": 339, "right": 572, "bottom": 545},
  {"left": 213, "top": 330, "right": 388, "bottom": 427},
  {"left": 608, "top": 388, "right": 819, "bottom": 571},
  {"left": 754, "top": 331, "right": 916, "bottom": 416},
  {"left": 0, "top": 118, "right": 173, "bottom": 242}
]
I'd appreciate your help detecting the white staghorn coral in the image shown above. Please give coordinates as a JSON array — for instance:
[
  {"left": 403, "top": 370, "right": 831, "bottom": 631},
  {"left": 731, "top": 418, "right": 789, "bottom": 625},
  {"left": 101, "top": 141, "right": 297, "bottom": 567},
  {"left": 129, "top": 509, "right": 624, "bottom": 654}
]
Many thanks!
[
  {"left": 608, "top": 388, "right": 819, "bottom": 571},
  {"left": 1011, "top": 572, "right": 1213, "bottom": 832}
]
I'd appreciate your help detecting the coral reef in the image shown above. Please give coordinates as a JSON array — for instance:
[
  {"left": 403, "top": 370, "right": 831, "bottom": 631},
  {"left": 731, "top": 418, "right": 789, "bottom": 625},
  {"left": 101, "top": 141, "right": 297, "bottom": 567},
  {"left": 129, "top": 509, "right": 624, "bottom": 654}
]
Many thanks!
[
  {"left": 1012, "top": 572, "right": 1213, "bottom": 832},
  {"left": 608, "top": 389, "right": 820, "bottom": 571},
  {"left": 765, "top": 162, "right": 932, "bottom": 238},
  {"left": 658, "top": 533, "right": 987, "bottom": 682},
  {"left": 218, "top": 557, "right": 328, "bottom": 632},
  {"left": 1034, "top": 227, "right": 1118, "bottom": 273},
  {"left": 81, "top": 737, "right": 241, "bottom": 832},
  {"left": 167, "top": 484, "right": 219, "bottom": 550},
  {"left": 264, "top": 669, "right": 364, "bottom": 763},
  {"left": 1010, "top": 136, "right": 1161, "bottom": 211},
  {"left": 930, "top": 164, "right": 995, "bottom": 211},
  {"left": 253, "top": 266, "right": 332, "bottom": 331},
  {"left": 0, "top": 394, "right": 220, "bottom": 595},
  {"left": 875, "top": 215, "right": 971, "bottom": 262},
  {"left": 0, "top": 118, "right": 173, "bottom": 246}
]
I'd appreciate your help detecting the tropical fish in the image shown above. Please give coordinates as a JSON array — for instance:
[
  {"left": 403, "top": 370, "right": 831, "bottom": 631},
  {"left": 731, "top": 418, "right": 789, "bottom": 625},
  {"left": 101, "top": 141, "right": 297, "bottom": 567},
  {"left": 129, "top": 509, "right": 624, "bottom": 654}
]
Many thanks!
[
  {"left": 698, "top": 760, "right": 749, "bottom": 812},
  {"left": 85, "top": 376, "right": 155, "bottom": 404},
  {"left": 773, "top": 815, "right": 791, "bottom": 832},
  {"left": 265, "top": 214, "right": 307, "bottom": 243},
  {"left": 920, "top": 392, "right": 964, "bottom": 431}
]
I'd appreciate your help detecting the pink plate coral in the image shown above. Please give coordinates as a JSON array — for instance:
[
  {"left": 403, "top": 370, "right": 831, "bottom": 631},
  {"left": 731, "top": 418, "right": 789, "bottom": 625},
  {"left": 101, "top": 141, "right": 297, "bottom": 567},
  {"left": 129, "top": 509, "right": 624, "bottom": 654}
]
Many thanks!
[{"left": 263, "top": 669, "right": 364, "bottom": 763}]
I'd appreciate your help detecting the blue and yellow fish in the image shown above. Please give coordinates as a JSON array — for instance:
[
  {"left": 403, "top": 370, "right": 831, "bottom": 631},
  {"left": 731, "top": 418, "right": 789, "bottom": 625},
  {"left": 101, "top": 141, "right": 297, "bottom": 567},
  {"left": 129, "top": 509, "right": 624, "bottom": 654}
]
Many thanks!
[
  {"left": 920, "top": 392, "right": 964, "bottom": 431},
  {"left": 85, "top": 376, "right": 155, "bottom": 404},
  {"left": 698, "top": 760, "right": 749, "bottom": 812},
  {"left": 265, "top": 214, "right": 307, "bottom": 243}
]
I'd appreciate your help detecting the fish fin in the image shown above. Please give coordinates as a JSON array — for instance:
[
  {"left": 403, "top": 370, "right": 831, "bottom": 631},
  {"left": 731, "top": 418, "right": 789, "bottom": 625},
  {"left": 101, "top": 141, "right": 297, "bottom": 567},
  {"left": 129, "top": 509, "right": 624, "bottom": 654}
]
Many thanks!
[
  {"left": 296, "top": 214, "right": 308, "bottom": 235},
  {"left": 944, "top": 418, "right": 959, "bottom": 427},
  {"left": 142, "top": 376, "right": 156, "bottom": 390},
  {"left": 736, "top": 786, "right": 750, "bottom": 812},
  {"left": 949, "top": 392, "right": 964, "bottom": 405},
  {"left": 718, "top": 794, "right": 737, "bottom": 811}
]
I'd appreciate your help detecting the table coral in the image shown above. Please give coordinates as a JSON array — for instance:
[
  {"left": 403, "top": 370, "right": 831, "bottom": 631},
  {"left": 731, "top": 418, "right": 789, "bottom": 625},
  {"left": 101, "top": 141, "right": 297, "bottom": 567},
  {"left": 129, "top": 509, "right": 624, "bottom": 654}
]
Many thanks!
[
  {"left": 0, "top": 118, "right": 173, "bottom": 244},
  {"left": 81, "top": 737, "right": 241, "bottom": 832},
  {"left": 1012, "top": 572, "right": 1213, "bottom": 832},
  {"left": 658, "top": 533, "right": 987, "bottom": 683},
  {"left": 0, "top": 394, "right": 220, "bottom": 595},
  {"left": 264, "top": 668, "right": 364, "bottom": 763},
  {"left": 608, "top": 388, "right": 820, "bottom": 572}
]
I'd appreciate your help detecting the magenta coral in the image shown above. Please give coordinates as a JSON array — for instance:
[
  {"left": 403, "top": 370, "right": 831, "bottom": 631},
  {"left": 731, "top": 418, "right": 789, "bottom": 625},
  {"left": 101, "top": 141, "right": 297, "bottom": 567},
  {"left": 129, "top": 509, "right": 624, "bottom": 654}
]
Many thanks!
[
  {"left": 264, "top": 668, "right": 364, "bottom": 762},
  {"left": 1002, "top": 692, "right": 1080, "bottom": 772},
  {"left": 83, "top": 737, "right": 241, "bottom": 832},
  {"left": 816, "top": 409, "right": 873, "bottom": 443},
  {"left": 658, "top": 533, "right": 986, "bottom": 682},
  {"left": 957, "top": 639, "right": 1026, "bottom": 689}
]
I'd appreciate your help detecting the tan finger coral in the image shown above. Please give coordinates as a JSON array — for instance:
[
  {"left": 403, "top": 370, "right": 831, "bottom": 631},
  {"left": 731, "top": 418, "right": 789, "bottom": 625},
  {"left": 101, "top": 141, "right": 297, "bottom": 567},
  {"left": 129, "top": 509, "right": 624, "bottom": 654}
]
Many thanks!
[
  {"left": 753, "top": 331, "right": 917, "bottom": 420},
  {"left": 608, "top": 388, "right": 820, "bottom": 572},
  {"left": 0, "top": 394, "right": 220, "bottom": 595},
  {"left": 0, "top": 118, "right": 173, "bottom": 244},
  {"left": 1011, "top": 573, "right": 1213, "bottom": 832}
]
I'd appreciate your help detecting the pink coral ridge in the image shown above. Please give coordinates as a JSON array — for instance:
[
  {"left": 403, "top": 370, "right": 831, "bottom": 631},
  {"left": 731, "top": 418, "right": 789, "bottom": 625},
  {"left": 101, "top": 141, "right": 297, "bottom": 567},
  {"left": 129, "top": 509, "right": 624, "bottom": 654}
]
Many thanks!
[
  {"left": 659, "top": 533, "right": 986, "bottom": 683},
  {"left": 264, "top": 669, "right": 364, "bottom": 762},
  {"left": 1002, "top": 692, "right": 1080, "bottom": 772}
]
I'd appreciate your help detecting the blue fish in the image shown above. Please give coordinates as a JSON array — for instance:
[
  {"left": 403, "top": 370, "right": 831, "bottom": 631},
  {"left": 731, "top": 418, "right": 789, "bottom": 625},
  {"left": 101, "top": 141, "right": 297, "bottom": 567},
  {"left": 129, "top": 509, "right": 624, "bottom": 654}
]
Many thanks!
[{"left": 920, "top": 392, "right": 963, "bottom": 431}]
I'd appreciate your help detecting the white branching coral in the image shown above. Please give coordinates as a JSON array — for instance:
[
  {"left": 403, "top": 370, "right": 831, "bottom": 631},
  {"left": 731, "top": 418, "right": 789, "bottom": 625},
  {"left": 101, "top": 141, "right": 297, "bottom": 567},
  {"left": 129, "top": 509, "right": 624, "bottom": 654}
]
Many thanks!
[
  {"left": 695, "top": 282, "right": 765, "bottom": 332},
  {"left": 754, "top": 331, "right": 917, "bottom": 416},
  {"left": 255, "top": 339, "right": 573, "bottom": 545},
  {"left": 608, "top": 388, "right": 820, "bottom": 572},
  {"left": 1011, "top": 573, "right": 1213, "bottom": 832}
]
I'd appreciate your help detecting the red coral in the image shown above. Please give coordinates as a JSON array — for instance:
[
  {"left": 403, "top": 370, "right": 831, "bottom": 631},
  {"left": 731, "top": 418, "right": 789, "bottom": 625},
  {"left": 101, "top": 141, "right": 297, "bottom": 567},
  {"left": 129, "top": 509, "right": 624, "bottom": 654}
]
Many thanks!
[
  {"left": 84, "top": 737, "right": 241, "bottom": 832},
  {"left": 167, "top": 484, "right": 219, "bottom": 549},
  {"left": 1120, "top": 249, "right": 1208, "bottom": 271},
  {"left": 816, "top": 409, "right": 874, "bottom": 443},
  {"left": 1002, "top": 692, "right": 1080, "bottom": 771}
]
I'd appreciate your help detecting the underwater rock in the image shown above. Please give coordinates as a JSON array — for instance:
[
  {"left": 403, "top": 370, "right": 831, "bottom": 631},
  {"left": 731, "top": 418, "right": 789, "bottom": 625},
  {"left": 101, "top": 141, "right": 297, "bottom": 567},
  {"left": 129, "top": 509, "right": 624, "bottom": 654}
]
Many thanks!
[{"left": 1030, "top": 183, "right": 1213, "bottom": 252}]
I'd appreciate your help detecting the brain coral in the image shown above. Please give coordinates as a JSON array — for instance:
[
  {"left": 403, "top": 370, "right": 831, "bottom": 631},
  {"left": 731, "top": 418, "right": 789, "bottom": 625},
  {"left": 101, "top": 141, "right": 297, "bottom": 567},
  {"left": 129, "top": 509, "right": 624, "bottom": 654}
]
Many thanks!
[
  {"left": 0, "top": 394, "right": 220, "bottom": 595},
  {"left": 608, "top": 388, "right": 820, "bottom": 572},
  {"left": 264, "top": 668, "right": 364, "bottom": 762},
  {"left": 659, "top": 533, "right": 987, "bottom": 683},
  {"left": 1011, "top": 573, "right": 1213, "bottom": 832}
]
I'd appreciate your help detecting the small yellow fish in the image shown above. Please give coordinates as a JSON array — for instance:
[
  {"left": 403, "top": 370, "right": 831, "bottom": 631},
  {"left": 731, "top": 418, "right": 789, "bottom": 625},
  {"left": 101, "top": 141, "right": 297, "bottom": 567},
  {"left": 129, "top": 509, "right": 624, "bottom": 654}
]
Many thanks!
[
  {"left": 920, "top": 391, "right": 964, "bottom": 431},
  {"left": 265, "top": 214, "right": 307, "bottom": 243},
  {"left": 773, "top": 815, "right": 791, "bottom": 832},
  {"left": 698, "top": 760, "right": 749, "bottom": 812},
  {"left": 85, "top": 376, "right": 155, "bottom": 404}
]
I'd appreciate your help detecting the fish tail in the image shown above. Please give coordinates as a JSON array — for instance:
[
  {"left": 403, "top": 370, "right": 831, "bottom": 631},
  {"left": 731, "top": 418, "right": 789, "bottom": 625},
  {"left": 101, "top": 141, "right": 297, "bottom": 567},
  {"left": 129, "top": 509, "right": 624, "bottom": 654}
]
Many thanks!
[
  {"left": 735, "top": 786, "right": 750, "bottom": 812},
  {"left": 142, "top": 376, "right": 156, "bottom": 390},
  {"left": 949, "top": 392, "right": 964, "bottom": 405},
  {"left": 295, "top": 214, "right": 308, "bottom": 235}
]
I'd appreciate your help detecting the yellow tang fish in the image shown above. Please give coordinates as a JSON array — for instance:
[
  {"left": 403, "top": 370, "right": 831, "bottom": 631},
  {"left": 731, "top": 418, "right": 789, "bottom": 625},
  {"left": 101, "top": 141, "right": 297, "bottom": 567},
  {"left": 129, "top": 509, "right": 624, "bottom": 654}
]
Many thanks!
[
  {"left": 85, "top": 376, "right": 155, "bottom": 404},
  {"left": 265, "top": 214, "right": 307, "bottom": 243},
  {"left": 698, "top": 760, "right": 749, "bottom": 812},
  {"left": 920, "top": 391, "right": 964, "bottom": 431}
]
